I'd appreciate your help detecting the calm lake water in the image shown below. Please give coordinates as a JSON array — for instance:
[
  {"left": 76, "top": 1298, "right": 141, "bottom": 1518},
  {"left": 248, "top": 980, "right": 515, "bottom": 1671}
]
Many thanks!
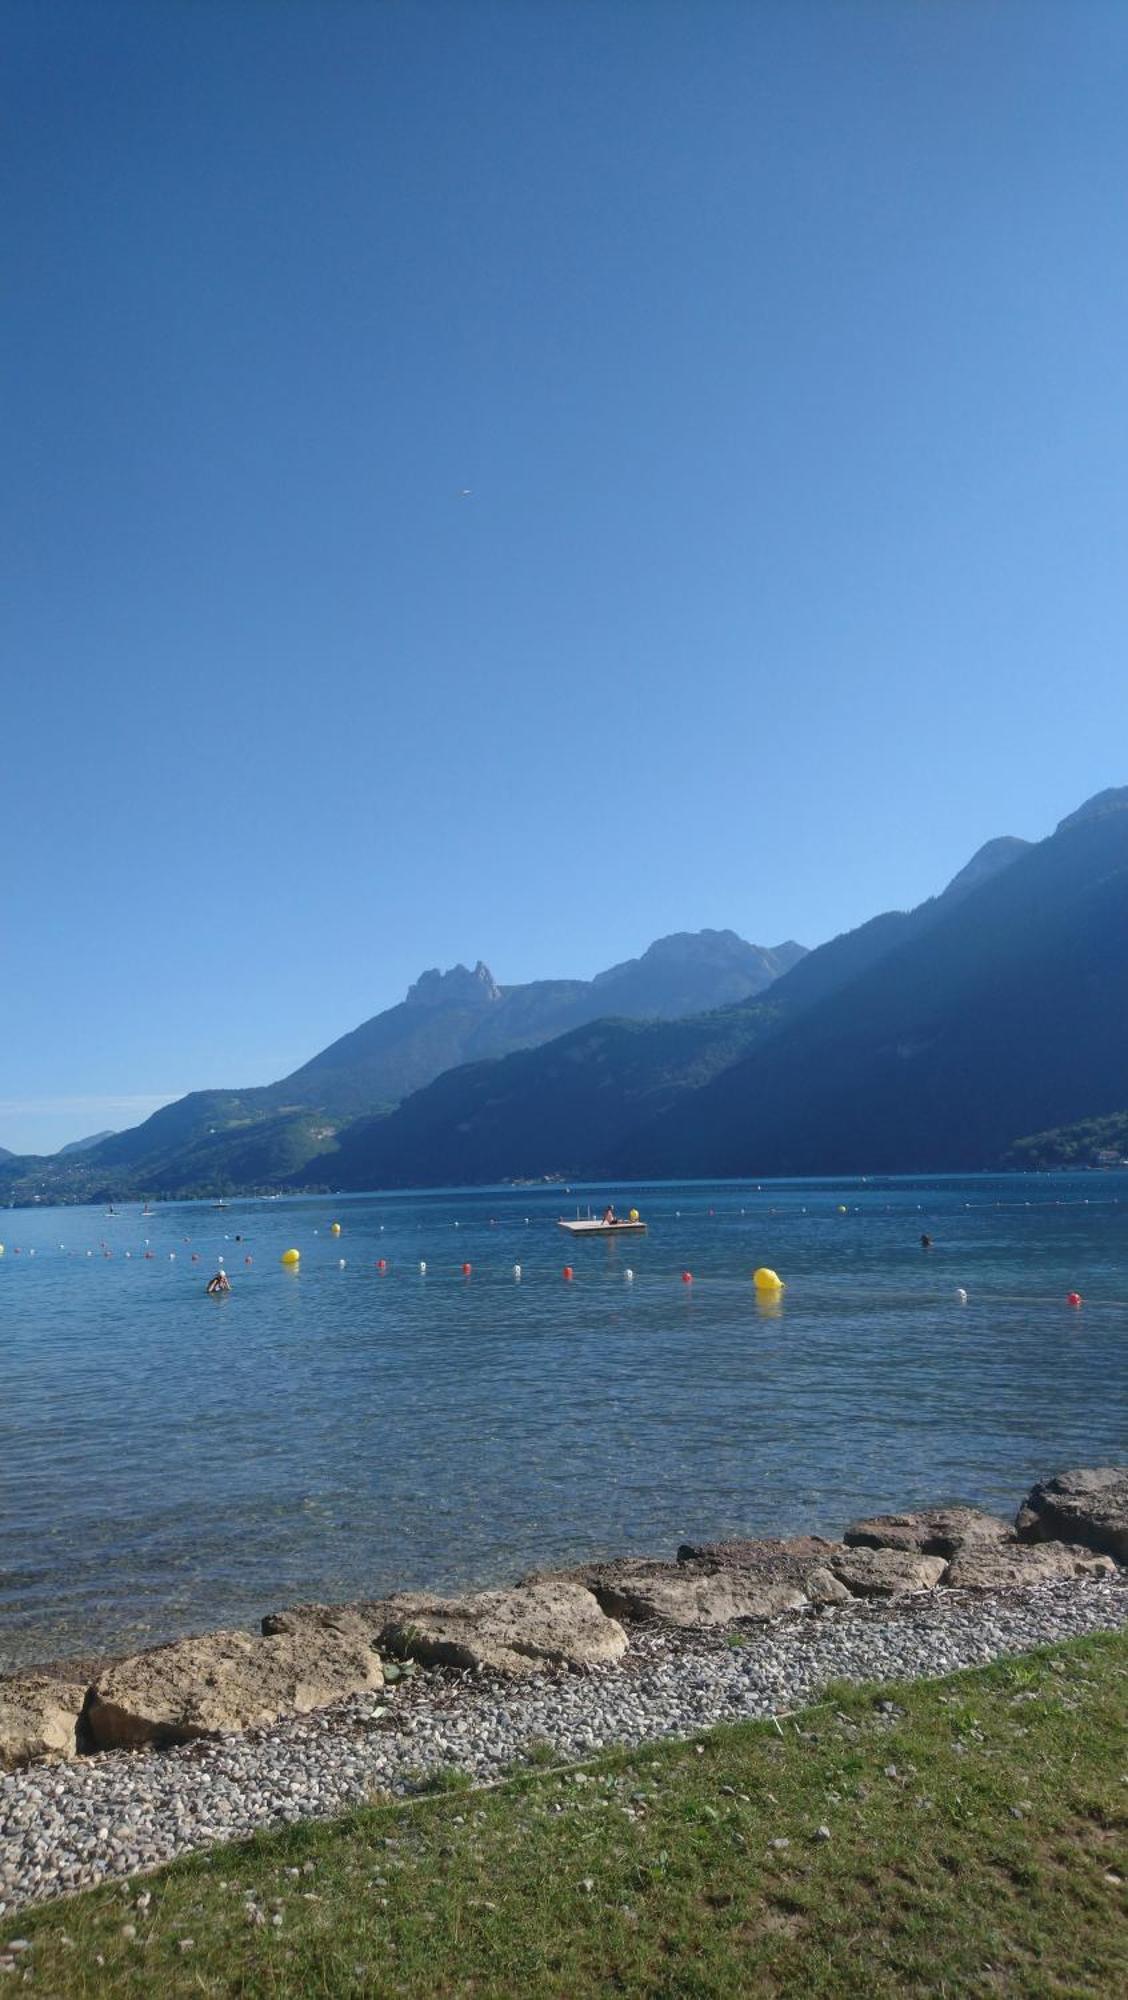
[{"left": 2, "top": 1175, "right": 1126, "bottom": 1669}]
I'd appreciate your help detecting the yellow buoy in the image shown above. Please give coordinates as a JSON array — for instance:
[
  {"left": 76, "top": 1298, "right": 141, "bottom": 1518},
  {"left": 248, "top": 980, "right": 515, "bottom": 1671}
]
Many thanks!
[
  {"left": 836, "top": 1204, "right": 848, "bottom": 1213},
  {"left": 628, "top": 1208, "right": 639, "bottom": 1222},
  {"left": 330, "top": 1222, "right": 341, "bottom": 1236},
  {"left": 753, "top": 1266, "right": 784, "bottom": 1292},
  {"left": 280, "top": 1247, "right": 301, "bottom": 1266}
]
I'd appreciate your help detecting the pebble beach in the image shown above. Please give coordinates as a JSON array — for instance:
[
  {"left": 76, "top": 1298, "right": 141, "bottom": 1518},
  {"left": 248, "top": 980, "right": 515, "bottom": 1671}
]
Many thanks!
[{"left": 3, "top": 1573, "right": 1124, "bottom": 1920}]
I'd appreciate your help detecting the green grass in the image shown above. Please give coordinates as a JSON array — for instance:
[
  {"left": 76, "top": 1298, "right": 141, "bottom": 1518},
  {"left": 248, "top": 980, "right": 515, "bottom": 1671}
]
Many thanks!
[{"left": 4, "top": 1632, "right": 1126, "bottom": 1997}]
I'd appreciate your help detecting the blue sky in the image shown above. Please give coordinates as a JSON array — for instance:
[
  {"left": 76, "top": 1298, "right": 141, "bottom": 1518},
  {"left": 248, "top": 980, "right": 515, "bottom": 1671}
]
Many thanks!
[{"left": 4, "top": 0, "right": 1127, "bottom": 1155}]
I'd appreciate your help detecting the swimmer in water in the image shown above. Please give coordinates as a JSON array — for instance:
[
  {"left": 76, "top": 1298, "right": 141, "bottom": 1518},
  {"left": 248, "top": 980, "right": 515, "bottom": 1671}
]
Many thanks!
[{"left": 206, "top": 1270, "right": 231, "bottom": 1295}]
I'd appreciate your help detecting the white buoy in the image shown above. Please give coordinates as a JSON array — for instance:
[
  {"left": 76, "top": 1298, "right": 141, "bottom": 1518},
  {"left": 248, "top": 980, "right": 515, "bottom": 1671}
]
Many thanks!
[
  {"left": 513, "top": 1264, "right": 522, "bottom": 1279},
  {"left": 955, "top": 1287, "right": 968, "bottom": 1304},
  {"left": 625, "top": 1268, "right": 634, "bottom": 1282},
  {"left": 419, "top": 1260, "right": 427, "bottom": 1274},
  {"left": 339, "top": 1258, "right": 346, "bottom": 1268}
]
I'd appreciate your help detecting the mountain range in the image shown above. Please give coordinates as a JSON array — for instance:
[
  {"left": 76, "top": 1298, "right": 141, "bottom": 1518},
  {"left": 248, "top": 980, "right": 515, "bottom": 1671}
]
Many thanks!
[
  {"left": 5, "top": 788, "right": 1128, "bottom": 1202},
  {"left": 0, "top": 930, "right": 803, "bottom": 1200},
  {"left": 330, "top": 790, "right": 1128, "bottom": 1188}
]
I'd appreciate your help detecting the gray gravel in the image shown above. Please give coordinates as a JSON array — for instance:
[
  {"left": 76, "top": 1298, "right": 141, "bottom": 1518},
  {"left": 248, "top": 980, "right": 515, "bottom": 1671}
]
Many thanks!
[{"left": 1, "top": 1574, "right": 1124, "bottom": 1917}]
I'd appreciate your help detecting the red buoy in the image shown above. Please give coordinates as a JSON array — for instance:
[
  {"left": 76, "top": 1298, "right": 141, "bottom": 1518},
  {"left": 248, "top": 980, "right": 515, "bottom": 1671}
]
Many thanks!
[
  {"left": 682, "top": 1270, "right": 693, "bottom": 1283},
  {"left": 1066, "top": 1290, "right": 1082, "bottom": 1308},
  {"left": 377, "top": 1258, "right": 387, "bottom": 1272},
  {"left": 461, "top": 1262, "right": 472, "bottom": 1276},
  {"left": 563, "top": 1266, "right": 574, "bottom": 1280}
]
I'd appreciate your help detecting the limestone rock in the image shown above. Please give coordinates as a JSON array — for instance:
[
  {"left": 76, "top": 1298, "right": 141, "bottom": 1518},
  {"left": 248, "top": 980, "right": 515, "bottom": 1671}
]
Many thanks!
[
  {"left": 544, "top": 1547, "right": 847, "bottom": 1621},
  {"left": 260, "top": 1600, "right": 390, "bottom": 1644},
  {"left": 677, "top": 1538, "right": 852, "bottom": 1608},
  {"left": 85, "top": 1621, "right": 384, "bottom": 1752},
  {"left": 676, "top": 1535, "right": 841, "bottom": 1568},
  {"left": 843, "top": 1507, "right": 1011, "bottom": 1558},
  {"left": 378, "top": 1579, "right": 626, "bottom": 1676},
  {"left": 0, "top": 1674, "right": 87, "bottom": 1771},
  {"left": 1014, "top": 1467, "right": 1128, "bottom": 1562},
  {"left": 586, "top": 1564, "right": 808, "bottom": 1627},
  {"left": 945, "top": 1540, "right": 1117, "bottom": 1593},
  {"left": 828, "top": 1548, "right": 948, "bottom": 1599},
  {"left": 804, "top": 1566, "right": 853, "bottom": 1607}
]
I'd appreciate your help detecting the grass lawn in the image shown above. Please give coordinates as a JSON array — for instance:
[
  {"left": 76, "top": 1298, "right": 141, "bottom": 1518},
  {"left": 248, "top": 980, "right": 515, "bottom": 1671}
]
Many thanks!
[{"left": 3, "top": 1630, "right": 1126, "bottom": 1997}]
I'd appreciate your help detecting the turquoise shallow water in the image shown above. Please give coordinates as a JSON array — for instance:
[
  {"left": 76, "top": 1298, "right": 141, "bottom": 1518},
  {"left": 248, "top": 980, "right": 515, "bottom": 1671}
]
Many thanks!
[{"left": 1, "top": 1173, "right": 1126, "bottom": 1669}]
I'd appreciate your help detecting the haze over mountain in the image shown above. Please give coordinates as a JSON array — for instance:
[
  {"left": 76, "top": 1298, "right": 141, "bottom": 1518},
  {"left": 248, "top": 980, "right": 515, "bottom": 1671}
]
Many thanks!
[
  {"left": 55, "top": 1130, "right": 116, "bottom": 1157},
  {"left": 320, "top": 795, "right": 1127, "bottom": 1188},
  {"left": 0, "top": 930, "right": 802, "bottom": 1198},
  {"left": 4, "top": 793, "right": 1127, "bottom": 1202}
]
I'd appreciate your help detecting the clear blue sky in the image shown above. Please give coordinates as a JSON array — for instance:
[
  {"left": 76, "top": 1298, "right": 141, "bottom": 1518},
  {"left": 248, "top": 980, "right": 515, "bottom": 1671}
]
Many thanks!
[{"left": 4, "top": 1, "right": 1127, "bottom": 1155}]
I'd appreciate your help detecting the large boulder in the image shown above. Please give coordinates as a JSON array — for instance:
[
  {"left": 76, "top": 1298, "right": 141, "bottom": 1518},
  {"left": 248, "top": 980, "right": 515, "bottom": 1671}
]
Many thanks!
[
  {"left": 676, "top": 1535, "right": 841, "bottom": 1570},
  {"left": 844, "top": 1507, "right": 1011, "bottom": 1558},
  {"left": 0, "top": 1673, "right": 88, "bottom": 1771},
  {"left": 946, "top": 1540, "right": 1117, "bottom": 1593},
  {"left": 260, "top": 1600, "right": 389, "bottom": 1644},
  {"left": 827, "top": 1548, "right": 948, "bottom": 1599},
  {"left": 587, "top": 1565, "right": 810, "bottom": 1627},
  {"left": 544, "top": 1545, "right": 850, "bottom": 1623},
  {"left": 84, "top": 1620, "right": 384, "bottom": 1752},
  {"left": 379, "top": 1579, "right": 627, "bottom": 1676},
  {"left": 1015, "top": 1467, "right": 1128, "bottom": 1563}
]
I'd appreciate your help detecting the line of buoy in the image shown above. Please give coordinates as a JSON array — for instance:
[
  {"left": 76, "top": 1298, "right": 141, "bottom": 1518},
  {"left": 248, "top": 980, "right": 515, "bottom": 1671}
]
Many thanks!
[{"left": 1, "top": 1247, "right": 1102, "bottom": 1310}]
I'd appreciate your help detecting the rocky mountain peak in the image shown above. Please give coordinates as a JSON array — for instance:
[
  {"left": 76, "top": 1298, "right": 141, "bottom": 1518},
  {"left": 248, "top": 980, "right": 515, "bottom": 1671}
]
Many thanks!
[
  {"left": 1055, "top": 787, "right": 1128, "bottom": 835},
  {"left": 940, "top": 836, "right": 1031, "bottom": 904},
  {"left": 404, "top": 961, "right": 501, "bottom": 1010}
]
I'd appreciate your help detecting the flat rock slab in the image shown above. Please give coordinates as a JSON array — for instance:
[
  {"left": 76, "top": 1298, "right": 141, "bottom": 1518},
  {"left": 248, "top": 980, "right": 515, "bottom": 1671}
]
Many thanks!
[
  {"left": 379, "top": 1579, "right": 627, "bottom": 1676},
  {"left": 844, "top": 1508, "right": 1012, "bottom": 1558},
  {"left": 588, "top": 1565, "right": 812, "bottom": 1628},
  {"left": 828, "top": 1548, "right": 948, "bottom": 1599},
  {"left": 260, "top": 1601, "right": 392, "bottom": 1643},
  {"left": 1015, "top": 1467, "right": 1128, "bottom": 1563},
  {"left": 676, "top": 1535, "right": 842, "bottom": 1570},
  {"left": 0, "top": 1674, "right": 88, "bottom": 1771},
  {"left": 946, "top": 1540, "right": 1118, "bottom": 1593},
  {"left": 547, "top": 1548, "right": 850, "bottom": 1622},
  {"left": 84, "top": 1623, "right": 384, "bottom": 1752}
]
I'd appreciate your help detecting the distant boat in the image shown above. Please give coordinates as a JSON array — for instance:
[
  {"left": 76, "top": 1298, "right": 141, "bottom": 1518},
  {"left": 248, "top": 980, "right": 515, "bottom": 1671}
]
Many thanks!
[
  {"left": 212, "top": 1199, "right": 228, "bottom": 1210},
  {"left": 557, "top": 1213, "right": 647, "bottom": 1237}
]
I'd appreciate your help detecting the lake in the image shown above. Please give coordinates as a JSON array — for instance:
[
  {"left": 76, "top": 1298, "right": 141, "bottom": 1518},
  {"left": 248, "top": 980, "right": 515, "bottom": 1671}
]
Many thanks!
[{"left": 2, "top": 1174, "right": 1126, "bottom": 1670}]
